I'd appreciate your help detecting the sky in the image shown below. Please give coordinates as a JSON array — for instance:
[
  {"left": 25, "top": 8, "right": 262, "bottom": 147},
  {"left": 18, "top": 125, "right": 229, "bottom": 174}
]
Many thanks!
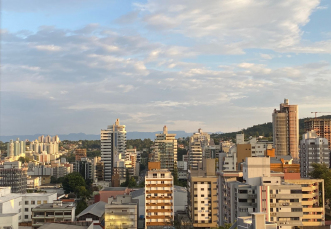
[{"left": 1, "top": 0, "right": 331, "bottom": 135}]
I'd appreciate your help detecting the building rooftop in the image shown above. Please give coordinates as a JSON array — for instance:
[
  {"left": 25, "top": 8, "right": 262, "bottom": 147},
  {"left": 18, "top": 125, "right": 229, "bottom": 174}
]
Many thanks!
[
  {"left": 33, "top": 202, "right": 75, "bottom": 210},
  {"left": 101, "top": 187, "right": 127, "bottom": 191},
  {"left": 76, "top": 201, "right": 106, "bottom": 218},
  {"left": 38, "top": 223, "right": 87, "bottom": 229}
]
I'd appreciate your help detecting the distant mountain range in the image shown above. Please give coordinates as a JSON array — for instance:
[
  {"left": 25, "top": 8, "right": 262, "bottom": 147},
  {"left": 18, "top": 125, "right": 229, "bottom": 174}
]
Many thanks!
[{"left": 0, "top": 131, "right": 223, "bottom": 142}]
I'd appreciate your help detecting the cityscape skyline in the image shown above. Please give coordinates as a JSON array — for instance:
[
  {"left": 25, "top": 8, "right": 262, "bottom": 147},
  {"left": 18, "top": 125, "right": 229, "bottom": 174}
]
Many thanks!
[{"left": 1, "top": 0, "right": 331, "bottom": 135}]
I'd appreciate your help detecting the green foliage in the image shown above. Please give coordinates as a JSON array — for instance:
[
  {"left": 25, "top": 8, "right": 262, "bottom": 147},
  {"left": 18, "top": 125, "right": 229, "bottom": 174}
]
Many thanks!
[
  {"left": 87, "top": 150, "right": 101, "bottom": 158},
  {"left": 140, "top": 163, "right": 146, "bottom": 171},
  {"left": 18, "top": 156, "right": 29, "bottom": 163},
  {"left": 173, "top": 167, "right": 179, "bottom": 186},
  {"left": 59, "top": 152, "right": 75, "bottom": 163},
  {"left": 309, "top": 163, "right": 331, "bottom": 200},
  {"left": 51, "top": 176, "right": 65, "bottom": 184},
  {"left": 75, "top": 199, "right": 88, "bottom": 215},
  {"left": 127, "top": 139, "right": 153, "bottom": 151},
  {"left": 62, "top": 172, "right": 86, "bottom": 194},
  {"left": 177, "top": 148, "right": 187, "bottom": 161},
  {"left": 213, "top": 224, "right": 233, "bottom": 229},
  {"left": 81, "top": 140, "right": 101, "bottom": 149},
  {"left": 128, "top": 177, "right": 136, "bottom": 188}
]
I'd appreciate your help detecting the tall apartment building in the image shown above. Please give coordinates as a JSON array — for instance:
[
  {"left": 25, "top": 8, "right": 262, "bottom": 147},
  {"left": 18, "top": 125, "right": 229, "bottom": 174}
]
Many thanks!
[
  {"left": 153, "top": 126, "right": 177, "bottom": 171},
  {"left": 0, "top": 162, "right": 27, "bottom": 193},
  {"left": 7, "top": 138, "right": 25, "bottom": 158},
  {"left": 100, "top": 119, "right": 126, "bottom": 181},
  {"left": 219, "top": 157, "right": 325, "bottom": 228},
  {"left": 272, "top": 99, "right": 299, "bottom": 159},
  {"left": 300, "top": 131, "right": 329, "bottom": 178},
  {"left": 188, "top": 129, "right": 210, "bottom": 170},
  {"left": 145, "top": 162, "right": 174, "bottom": 228},
  {"left": 304, "top": 118, "right": 331, "bottom": 149},
  {"left": 104, "top": 195, "right": 138, "bottom": 229},
  {"left": 187, "top": 158, "right": 218, "bottom": 228},
  {"left": 74, "top": 149, "right": 87, "bottom": 161},
  {"left": 72, "top": 157, "right": 97, "bottom": 182}
]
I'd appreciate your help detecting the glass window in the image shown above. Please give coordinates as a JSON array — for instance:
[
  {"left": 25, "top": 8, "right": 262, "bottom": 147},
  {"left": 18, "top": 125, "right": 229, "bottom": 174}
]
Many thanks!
[
  {"left": 25, "top": 201, "right": 29, "bottom": 205},
  {"left": 37, "top": 201, "right": 41, "bottom": 205},
  {"left": 31, "top": 201, "right": 35, "bottom": 205},
  {"left": 24, "top": 208, "right": 29, "bottom": 212}
]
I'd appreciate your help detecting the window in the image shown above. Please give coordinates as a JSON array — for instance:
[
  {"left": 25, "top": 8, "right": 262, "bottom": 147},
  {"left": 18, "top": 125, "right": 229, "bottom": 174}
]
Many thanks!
[
  {"left": 122, "top": 210, "right": 127, "bottom": 212},
  {"left": 43, "top": 201, "right": 47, "bottom": 204},
  {"left": 19, "top": 216, "right": 21, "bottom": 220},
  {"left": 31, "top": 201, "right": 35, "bottom": 205},
  {"left": 19, "top": 209, "right": 21, "bottom": 213},
  {"left": 25, "top": 208, "right": 29, "bottom": 212},
  {"left": 201, "top": 195, "right": 204, "bottom": 197},
  {"left": 201, "top": 201, "right": 204, "bottom": 204},
  {"left": 25, "top": 201, "right": 29, "bottom": 205},
  {"left": 161, "top": 206, "right": 164, "bottom": 209},
  {"left": 201, "top": 188, "right": 204, "bottom": 191},
  {"left": 37, "top": 201, "right": 41, "bottom": 205},
  {"left": 25, "top": 215, "right": 29, "bottom": 219}
]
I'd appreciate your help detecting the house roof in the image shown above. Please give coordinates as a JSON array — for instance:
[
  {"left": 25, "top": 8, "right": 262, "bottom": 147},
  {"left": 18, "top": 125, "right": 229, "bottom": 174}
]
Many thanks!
[{"left": 76, "top": 201, "right": 106, "bottom": 218}]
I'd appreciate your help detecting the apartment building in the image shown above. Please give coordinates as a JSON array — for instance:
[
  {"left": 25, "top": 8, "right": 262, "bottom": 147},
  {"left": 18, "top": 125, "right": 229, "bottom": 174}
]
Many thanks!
[
  {"left": 300, "top": 131, "right": 330, "bottom": 178},
  {"left": 219, "top": 157, "right": 325, "bottom": 228},
  {"left": 0, "top": 161, "right": 27, "bottom": 193},
  {"left": 0, "top": 187, "right": 57, "bottom": 223},
  {"left": 32, "top": 201, "right": 75, "bottom": 229},
  {"left": 104, "top": 195, "right": 138, "bottom": 229},
  {"left": 7, "top": 138, "right": 25, "bottom": 158},
  {"left": 187, "top": 158, "right": 218, "bottom": 228},
  {"left": 305, "top": 118, "right": 331, "bottom": 149},
  {"left": 74, "top": 149, "right": 87, "bottom": 161},
  {"left": 73, "top": 157, "right": 97, "bottom": 182},
  {"left": 188, "top": 129, "right": 210, "bottom": 170},
  {"left": 100, "top": 119, "right": 126, "bottom": 181},
  {"left": 272, "top": 99, "right": 299, "bottom": 160},
  {"left": 153, "top": 126, "right": 177, "bottom": 171},
  {"left": 145, "top": 162, "right": 174, "bottom": 228},
  {"left": 219, "top": 134, "right": 273, "bottom": 171}
]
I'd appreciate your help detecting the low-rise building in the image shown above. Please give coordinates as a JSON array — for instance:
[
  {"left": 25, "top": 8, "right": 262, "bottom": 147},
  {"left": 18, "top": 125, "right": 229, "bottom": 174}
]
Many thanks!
[
  {"left": 32, "top": 201, "right": 75, "bottom": 229},
  {"left": 76, "top": 201, "right": 106, "bottom": 222},
  {"left": 104, "top": 195, "right": 138, "bottom": 229}
]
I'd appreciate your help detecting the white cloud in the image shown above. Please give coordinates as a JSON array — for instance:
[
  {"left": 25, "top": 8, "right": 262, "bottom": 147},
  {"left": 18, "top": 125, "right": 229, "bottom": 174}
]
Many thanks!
[
  {"left": 34, "top": 45, "right": 62, "bottom": 51},
  {"left": 260, "top": 53, "right": 273, "bottom": 60}
]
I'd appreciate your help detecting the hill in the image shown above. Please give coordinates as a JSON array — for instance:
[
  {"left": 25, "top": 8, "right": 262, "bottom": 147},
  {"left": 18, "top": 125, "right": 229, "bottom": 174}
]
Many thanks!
[{"left": 211, "top": 115, "right": 331, "bottom": 142}]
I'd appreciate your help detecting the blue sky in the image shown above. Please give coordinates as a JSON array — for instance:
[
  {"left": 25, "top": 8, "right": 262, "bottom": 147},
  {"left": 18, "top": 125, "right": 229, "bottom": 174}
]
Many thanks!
[{"left": 1, "top": 0, "right": 331, "bottom": 135}]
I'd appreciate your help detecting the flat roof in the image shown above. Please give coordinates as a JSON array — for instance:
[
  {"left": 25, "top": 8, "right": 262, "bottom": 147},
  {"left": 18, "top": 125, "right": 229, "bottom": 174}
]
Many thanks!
[
  {"left": 38, "top": 223, "right": 87, "bottom": 229},
  {"left": 101, "top": 187, "right": 127, "bottom": 191},
  {"left": 33, "top": 202, "right": 75, "bottom": 209}
]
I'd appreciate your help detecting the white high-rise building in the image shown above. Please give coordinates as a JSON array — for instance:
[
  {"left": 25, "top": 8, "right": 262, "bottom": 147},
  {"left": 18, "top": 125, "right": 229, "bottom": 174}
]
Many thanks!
[
  {"left": 101, "top": 119, "right": 126, "bottom": 181},
  {"left": 300, "top": 130, "right": 330, "bottom": 178}
]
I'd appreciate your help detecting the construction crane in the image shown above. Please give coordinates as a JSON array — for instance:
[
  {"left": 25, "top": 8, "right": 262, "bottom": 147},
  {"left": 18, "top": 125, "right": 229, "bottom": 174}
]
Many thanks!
[{"left": 311, "top": 112, "right": 331, "bottom": 118}]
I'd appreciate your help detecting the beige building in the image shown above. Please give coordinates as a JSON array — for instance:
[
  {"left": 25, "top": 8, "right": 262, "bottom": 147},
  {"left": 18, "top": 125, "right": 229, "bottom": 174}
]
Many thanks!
[
  {"left": 219, "top": 157, "right": 325, "bottom": 228},
  {"left": 305, "top": 118, "right": 331, "bottom": 149},
  {"left": 101, "top": 119, "right": 126, "bottom": 181},
  {"left": 272, "top": 99, "right": 299, "bottom": 160},
  {"left": 145, "top": 162, "right": 174, "bottom": 228},
  {"left": 104, "top": 195, "right": 138, "bottom": 229},
  {"left": 187, "top": 158, "right": 218, "bottom": 228},
  {"left": 153, "top": 126, "right": 177, "bottom": 171},
  {"left": 188, "top": 129, "right": 210, "bottom": 170},
  {"left": 74, "top": 149, "right": 87, "bottom": 161}
]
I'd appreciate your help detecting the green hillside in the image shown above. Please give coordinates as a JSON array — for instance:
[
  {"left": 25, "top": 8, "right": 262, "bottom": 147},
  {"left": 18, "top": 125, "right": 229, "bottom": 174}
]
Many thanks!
[{"left": 211, "top": 115, "right": 331, "bottom": 142}]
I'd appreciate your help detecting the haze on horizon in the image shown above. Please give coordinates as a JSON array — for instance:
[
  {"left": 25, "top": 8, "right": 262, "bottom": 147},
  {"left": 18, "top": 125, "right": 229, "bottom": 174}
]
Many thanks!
[{"left": 1, "top": 0, "right": 331, "bottom": 136}]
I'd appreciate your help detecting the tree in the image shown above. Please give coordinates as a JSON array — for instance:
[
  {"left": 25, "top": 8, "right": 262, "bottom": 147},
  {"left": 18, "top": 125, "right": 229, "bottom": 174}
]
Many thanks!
[
  {"left": 309, "top": 163, "right": 331, "bottom": 200},
  {"left": 18, "top": 156, "right": 29, "bottom": 163},
  {"left": 173, "top": 166, "right": 179, "bottom": 186},
  {"left": 62, "top": 172, "right": 86, "bottom": 194},
  {"left": 128, "top": 177, "right": 136, "bottom": 188},
  {"left": 75, "top": 199, "right": 88, "bottom": 215}
]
